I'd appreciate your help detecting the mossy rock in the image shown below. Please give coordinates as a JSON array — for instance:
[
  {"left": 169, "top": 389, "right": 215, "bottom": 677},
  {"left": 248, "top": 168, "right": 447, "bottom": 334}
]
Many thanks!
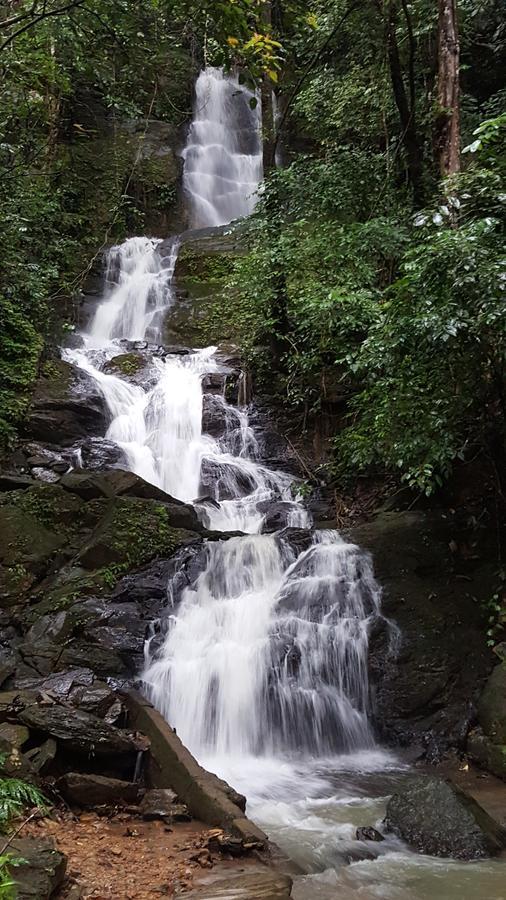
[
  {"left": 103, "top": 352, "right": 147, "bottom": 378},
  {"left": 77, "top": 496, "right": 200, "bottom": 581},
  {"left": 478, "top": 663, "right": 506, "bottom": 745},
  {"left": 0, "top": 502, "right": 68, "bottom": 606}
]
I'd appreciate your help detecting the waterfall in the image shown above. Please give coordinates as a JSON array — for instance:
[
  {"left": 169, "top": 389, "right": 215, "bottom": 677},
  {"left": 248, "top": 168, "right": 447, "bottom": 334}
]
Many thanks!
[
  {"left": 145, "top": 531, "right": 379, "bottom": 759},
  {"left": 65, "top": 65, "right": 383, "bottom": 868},
  {"left": 182, "top": 67, "right": 263, "bottom": 228}
]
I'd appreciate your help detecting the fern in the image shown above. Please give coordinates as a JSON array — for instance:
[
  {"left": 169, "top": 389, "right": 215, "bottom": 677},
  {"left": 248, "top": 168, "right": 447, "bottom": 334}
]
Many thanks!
[{"left": 0, "top": 779, "right": 47, "bottom": 832}]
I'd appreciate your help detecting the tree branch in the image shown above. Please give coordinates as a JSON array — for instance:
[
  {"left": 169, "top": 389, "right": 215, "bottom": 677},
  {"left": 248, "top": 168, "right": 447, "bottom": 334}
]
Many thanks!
[{"left": 0, "top": 0, "right": 87, "bottom": 53}]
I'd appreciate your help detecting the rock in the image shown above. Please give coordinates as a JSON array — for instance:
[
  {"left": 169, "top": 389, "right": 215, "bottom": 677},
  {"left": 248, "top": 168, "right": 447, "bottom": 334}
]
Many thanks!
[
  {"left": 349, "top": 511, "right": 495, "bottom": 754},
  {"left": 385, "top": 775, "right": 506, "bottom": 859},
  {"left": 19, "top": 703, "right": 143, "bottom": 759},
  {"left": 278, "top": 527, "right": 313, "bottom": 557},
  {"left": 15, "top": 668, "right": 95, "bottom": 699},
  {"left": 59, "top": 772, "right": 140, "bottom": 807},
  {"left": 201, "top": 393, "right": 229, "bottom": 438},
  {"left": 140, "top": 788, "right": 179, "bottom": 820},
  {"left": 0, "top": 474, "right": 38, "bottom": 492},
  {"left": 8, "top": 836, "right": 66, "bottom": 900},
  {"left": 26, "top": 359, "right": 107, "bottom": 445},
  {"left": 79, "top": 437, "right": 127, "bottom": 471},
  {"left": 356, "top": 826, "right": 385, "bottom": 842},
  {"left": 103, "top": 352, "right": 157, "bottom": 387},
  {"left": 259, "top": 500, "right": 295, "bottom": 532},
  {"left": 60, "top": 469, "right": 201, "bottom": 532},
  {"left": 24, "top": 738, "right": 57, "bottom": 773},
  {"left": 467, "top": 729, "right": 506, "bottom": 781},
  {"left": 31, "top": 467, "right": 61, "bottom": 483},
  {"left": 478, "top": 663, "right": 506, "bottom": 745},
  {"left": 199, "top": 458, "right": 256, "bottom": 500},
  {"left": 0, "top": 722, "right": 30, "bottom": 749},
  {"left": 77, "top": 496, "right": 200, "bottom": 570}
]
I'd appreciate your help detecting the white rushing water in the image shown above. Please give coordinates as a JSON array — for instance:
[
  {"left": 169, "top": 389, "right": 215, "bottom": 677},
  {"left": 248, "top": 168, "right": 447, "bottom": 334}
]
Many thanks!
[
  {"left": 182, "top": 66, "right": 263, "bottom": 228},
  {"left": 64, "top": 66, "right": 506, "bottom": 900}
]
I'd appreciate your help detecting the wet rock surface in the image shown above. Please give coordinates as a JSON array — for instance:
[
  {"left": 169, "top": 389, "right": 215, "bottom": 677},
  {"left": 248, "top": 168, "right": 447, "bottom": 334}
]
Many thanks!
[
  {"left": 349, "top": 511, "right": 496, "bottom": 756},
  {"left": 25, "top": 359, "right": 107, "bottom": 445},
  {"left": 385, "top": 775, "right": 506, "bottom": 859}
]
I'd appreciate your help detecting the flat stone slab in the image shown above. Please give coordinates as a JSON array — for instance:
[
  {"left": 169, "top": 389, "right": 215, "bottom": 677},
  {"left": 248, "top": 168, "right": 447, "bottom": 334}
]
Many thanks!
[{"left": 185, "top": 872, "right": 292, "bottom": 899}]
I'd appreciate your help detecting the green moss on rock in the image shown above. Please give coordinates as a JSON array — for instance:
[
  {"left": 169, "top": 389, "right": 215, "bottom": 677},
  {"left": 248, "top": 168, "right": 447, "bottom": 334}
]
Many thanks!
[{"left": 78, "top": 496, "right": 199, "bottom": 583}]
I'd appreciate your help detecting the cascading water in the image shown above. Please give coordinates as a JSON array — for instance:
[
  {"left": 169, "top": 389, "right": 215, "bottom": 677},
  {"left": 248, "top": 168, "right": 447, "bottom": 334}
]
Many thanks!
[
  {"left": 62, "top": 65, "right": 505, "bottom": 900},
  {"left": 63, "top": 62, "right": 388, "bottom": 890},
  {"left": 182, "top": 66, "right": 263, "bottom": 228}
]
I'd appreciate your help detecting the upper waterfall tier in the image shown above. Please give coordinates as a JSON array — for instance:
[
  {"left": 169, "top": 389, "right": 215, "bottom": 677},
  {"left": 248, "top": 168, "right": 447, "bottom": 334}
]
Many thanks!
[{"left": 182, "top": 67, "right": 263, "bottom": 228}]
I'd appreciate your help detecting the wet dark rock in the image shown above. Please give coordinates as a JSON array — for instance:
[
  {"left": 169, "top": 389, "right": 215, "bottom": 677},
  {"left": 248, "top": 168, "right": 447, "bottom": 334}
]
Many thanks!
[
  {"left": 8, "top": 836, "right": 67, "bottom": 900},
  {"left": 15, "top": 667, "right": 95, "bottom": 698},
  {"left": 79, "top": 437, "right": 127, "bottom": 471},
  {"left": 278, "top": 527, "right": 313, "bottom": 557},
  {"left": 0, "top": 474, "right": 39, "bottom": 492},
  {"left": 349, "top": 511, "right": 495, "bottom": 754},
  {"left": 26, "top": 359, "right": 107, "bottom": 445},
  {"left": 356, "top": 826, "right": 385, "bottom": 842},
  {"left": 140, "top": 788, "right": 178, "bottom": 820},
  {"left": 385, "top": 775, "right": 506, "bottom": 859},
  {"left": 59, "top": 772, "right": 140, "bottom": 807},
  {"left": 258, "top": 500, "right": 294, "bottom": 533},
  {"left": 19, "top": 702, "right": 143, "bottom": 759},
  {"left": 24, "top": 737, "right": 57, "bottom": 773},
  {"left": 200, "top": 458, "right": 256, "bottom": 500},
  {"left": 195, "top": 494, "right": 220, "bottom": 509},
  {"left": 201, "top": 393, "right": 229, "bottom": 438}
]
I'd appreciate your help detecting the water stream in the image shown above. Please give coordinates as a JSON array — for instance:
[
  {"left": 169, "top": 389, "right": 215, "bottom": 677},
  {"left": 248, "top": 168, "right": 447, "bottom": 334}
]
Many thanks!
[{"left": 65, "top": 67, "right": 506, "bottom": 900}]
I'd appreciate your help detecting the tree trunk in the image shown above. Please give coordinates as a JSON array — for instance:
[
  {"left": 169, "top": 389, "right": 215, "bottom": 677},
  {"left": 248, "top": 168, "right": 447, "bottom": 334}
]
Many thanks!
[
  {"left": 380, "top": 1, "right": 424, "bottom": 205},
  {"left": 436, "top": 0, "right": 460, "bottom": 177}
]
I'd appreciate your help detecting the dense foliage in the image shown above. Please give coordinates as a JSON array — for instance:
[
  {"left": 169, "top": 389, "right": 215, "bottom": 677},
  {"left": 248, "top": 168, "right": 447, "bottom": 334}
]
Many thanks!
[{"left": 219, "top": 0, "right": 506, "bottom": 495}]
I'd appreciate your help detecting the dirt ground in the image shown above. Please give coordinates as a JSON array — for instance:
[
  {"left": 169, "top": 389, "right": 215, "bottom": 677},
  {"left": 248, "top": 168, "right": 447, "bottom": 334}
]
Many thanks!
[{"left": 24, "top": 810, "right": 237, "bottom": 899}]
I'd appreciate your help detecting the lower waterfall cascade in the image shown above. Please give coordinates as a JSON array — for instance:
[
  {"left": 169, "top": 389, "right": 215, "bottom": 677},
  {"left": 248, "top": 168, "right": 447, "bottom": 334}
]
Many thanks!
[{"left": 62, "top": 66, "right": 506, "bottom": 900}]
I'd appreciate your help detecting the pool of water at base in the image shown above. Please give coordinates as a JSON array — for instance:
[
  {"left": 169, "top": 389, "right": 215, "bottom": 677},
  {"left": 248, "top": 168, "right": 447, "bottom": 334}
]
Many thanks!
[{"left": 201, "top": 750, "right": 506, "bottom": 900}]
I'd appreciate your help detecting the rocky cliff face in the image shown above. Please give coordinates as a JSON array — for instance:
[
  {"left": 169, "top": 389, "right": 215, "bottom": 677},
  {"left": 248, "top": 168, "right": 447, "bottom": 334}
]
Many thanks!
[{"left": 348, "top": 511, "right": 496, "bottom": 761}]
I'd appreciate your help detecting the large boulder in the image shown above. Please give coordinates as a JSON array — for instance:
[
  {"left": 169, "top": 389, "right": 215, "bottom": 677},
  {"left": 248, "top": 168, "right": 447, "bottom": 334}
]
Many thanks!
[
  {"left": 19, "top": 702, "right": 143, "bottom": 759},
  {"left": 25, "top": 359, "right": 106, "bottom": 445},
  {"left": 385, "top": 775, "right": 505, "bottom": 859},
  {"left": 349, "top": 511, "right": 495, "bottom": 756}
]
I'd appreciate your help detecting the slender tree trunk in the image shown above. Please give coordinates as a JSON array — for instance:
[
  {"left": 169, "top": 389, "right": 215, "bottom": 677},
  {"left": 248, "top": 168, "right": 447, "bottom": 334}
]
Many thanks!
[
  {"left": 377, "top": 0, "right": 424, "bottom": 205},
  {"left": 436, "top": 0, "right": 460, "bottom": 177},
  {"left": 260, "top": 0, "right": 276, "bottom": 172}
]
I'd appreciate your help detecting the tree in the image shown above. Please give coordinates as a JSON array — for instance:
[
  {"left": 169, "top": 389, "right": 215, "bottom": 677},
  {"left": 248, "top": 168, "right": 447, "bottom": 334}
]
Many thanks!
[{"left": 436, "top": 0, "right": 461, "bottom": 176}]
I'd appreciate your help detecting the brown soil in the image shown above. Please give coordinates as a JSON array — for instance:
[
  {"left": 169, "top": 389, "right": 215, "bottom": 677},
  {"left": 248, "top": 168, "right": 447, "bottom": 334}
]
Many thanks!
[{"left": 24, "top": 809, "right": 236, "bottom": 899}]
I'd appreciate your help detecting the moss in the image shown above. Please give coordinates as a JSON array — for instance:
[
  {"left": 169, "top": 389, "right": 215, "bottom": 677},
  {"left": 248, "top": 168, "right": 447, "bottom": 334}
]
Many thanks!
[
  {"left": 104, "top": 352, "right": 146, "bottom": 377},
  {"left": 78, "top": 497, "right": 199, "bottom": 585},
  {"left": 176, "top": 245, "right": 236, "bottom": 283},
  {"left": 8, "top": 483, "right": 83, "bottom": 532}
]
